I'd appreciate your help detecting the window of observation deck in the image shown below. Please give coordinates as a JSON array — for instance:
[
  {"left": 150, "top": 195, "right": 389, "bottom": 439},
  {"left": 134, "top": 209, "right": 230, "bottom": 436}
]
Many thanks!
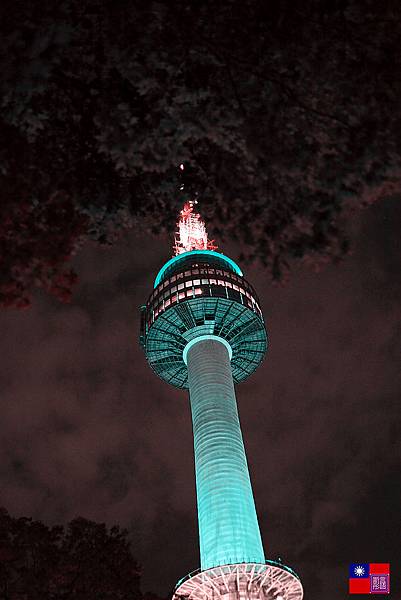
[{"left": 145, "top": 266, "right": 263, "bottom": 328}]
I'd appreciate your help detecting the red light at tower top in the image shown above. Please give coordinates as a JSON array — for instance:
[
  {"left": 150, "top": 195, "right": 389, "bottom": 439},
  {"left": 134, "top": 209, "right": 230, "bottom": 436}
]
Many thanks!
[{"left": 173, "top": 201, "right": 217, "bottom": 256}]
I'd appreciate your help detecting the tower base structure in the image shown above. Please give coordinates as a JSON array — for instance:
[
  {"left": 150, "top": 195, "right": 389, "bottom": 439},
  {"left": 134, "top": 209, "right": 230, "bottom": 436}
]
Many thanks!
[{"left": 174, "top": 562, "right": 303, "bottom": 600}]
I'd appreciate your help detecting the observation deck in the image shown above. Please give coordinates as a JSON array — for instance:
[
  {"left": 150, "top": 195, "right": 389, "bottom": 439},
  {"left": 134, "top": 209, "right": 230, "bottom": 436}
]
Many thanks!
[{"left": 140, "top": 250, "right": 268, "bottom": 389}]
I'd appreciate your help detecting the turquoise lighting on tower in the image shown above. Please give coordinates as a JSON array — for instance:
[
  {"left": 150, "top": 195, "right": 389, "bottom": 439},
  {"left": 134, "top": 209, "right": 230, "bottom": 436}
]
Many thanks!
[
  {"left": 140, "top": 201, "right": 303, "bottom": 600},
  {"left": 186, "top": 337, "right": 264, "bottom": 569},
  {"left": 154, "top": 250, "right": 243, "bottom": 288}
]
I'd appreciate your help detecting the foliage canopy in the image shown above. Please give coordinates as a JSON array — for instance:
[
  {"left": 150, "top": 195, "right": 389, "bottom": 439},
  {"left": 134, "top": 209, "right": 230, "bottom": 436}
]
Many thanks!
[
  {"left": 0, "top": 508, "right": 142, "bottom": 599},
  {"left": 1, "top": 0, "right": 400, "bottom": 305}
]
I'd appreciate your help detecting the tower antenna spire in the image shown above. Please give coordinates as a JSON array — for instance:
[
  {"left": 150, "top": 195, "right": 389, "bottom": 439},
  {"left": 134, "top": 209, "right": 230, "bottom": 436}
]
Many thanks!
[{"left": 173, "top": 200, "right": 217, "bottom": 256}]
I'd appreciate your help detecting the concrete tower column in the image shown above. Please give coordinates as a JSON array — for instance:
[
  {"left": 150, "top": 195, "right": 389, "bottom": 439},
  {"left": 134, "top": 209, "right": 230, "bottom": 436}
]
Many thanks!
[{"left": 185, "top": 337, "right": 265, "bottom": 571}]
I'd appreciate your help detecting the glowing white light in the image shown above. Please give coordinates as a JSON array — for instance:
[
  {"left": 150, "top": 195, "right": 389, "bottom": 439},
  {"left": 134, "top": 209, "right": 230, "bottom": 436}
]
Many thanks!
[
  {"left": 180, "top": 163, "right": 185, "bottom": 170},
  {"left": 173, "top": 201, "right": 217, "bottom": 256},
  {"left": 174, "top": 563, "right": 303, "bottom": 600}
]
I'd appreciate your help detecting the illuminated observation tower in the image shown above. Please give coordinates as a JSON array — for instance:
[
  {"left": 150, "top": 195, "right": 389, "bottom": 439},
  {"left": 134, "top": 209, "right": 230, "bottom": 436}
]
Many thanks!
[{"left": 140, "top": 201, "right": 303, "bottom": 600}]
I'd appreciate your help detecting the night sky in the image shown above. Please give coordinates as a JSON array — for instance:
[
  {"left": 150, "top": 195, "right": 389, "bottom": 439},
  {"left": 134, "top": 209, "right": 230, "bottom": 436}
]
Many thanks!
[{"left": 0, "top": 197, "right": 400, "bottom": 600}]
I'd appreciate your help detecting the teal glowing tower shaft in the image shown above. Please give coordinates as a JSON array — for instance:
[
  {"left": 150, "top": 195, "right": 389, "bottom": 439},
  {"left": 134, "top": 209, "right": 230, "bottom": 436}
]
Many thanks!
[{"left": 186, "top": 337, "right": 265, "bottom": 571}]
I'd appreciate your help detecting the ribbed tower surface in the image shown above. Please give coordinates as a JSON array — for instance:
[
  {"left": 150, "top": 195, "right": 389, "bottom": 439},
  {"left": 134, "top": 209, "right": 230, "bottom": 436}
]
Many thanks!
[
  {"left": 141, "top": 243, "right": 303, "bottom": 600},
  {"left": 187, "top": 338, "right": 264, "bottom": 569}
]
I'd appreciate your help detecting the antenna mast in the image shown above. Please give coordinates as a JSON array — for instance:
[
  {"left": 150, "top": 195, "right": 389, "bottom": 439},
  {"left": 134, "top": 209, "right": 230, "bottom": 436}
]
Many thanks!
[{"left": 173, "top": 201, "right": 217, "bottom": 256}]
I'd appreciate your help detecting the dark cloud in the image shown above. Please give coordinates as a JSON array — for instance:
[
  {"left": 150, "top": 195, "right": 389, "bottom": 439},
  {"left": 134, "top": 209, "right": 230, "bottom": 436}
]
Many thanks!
[{"left": 0, "top": 199, "right": 400, "bottom": 600}]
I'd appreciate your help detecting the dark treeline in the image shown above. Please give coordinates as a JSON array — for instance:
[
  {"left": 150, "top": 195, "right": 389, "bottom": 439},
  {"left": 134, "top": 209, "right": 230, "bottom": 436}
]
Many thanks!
[{"left": 0, "top": 508, "right": 164, "bottom": 600}]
